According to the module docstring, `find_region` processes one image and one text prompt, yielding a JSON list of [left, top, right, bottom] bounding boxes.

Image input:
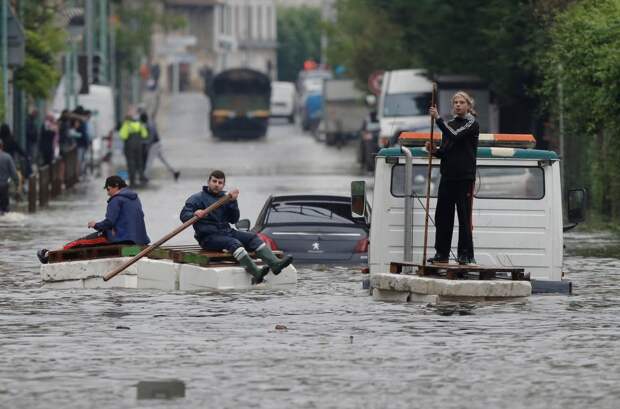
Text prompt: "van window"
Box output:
[[391, 165, 545, 200], [383, 92, 432, 117]]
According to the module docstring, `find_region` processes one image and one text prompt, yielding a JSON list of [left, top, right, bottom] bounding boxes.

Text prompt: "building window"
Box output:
[[246, 5, 253, 39], [219, 5, 225, 34], [266, 6, 272, 40], [235, 5, 240, 38], [257, 5, 263, 40]]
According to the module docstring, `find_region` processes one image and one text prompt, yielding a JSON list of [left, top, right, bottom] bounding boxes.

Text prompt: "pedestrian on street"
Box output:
[[0, 139, 19, 215], [26, 108, 39, 166], [426, 91, 480, 265], [39, 113, 58, 167], [140, 112, 180, 181], [179, 170, 293, 284], [0, 123, 30, 178], [37, 175, 150, 263], [119, 109, 149, 187], [73, 106, 91, 176]]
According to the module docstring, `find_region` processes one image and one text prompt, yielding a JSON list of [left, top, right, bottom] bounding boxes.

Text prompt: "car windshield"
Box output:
[[383, 92, 432, 117], [266, 201, 356, 224]]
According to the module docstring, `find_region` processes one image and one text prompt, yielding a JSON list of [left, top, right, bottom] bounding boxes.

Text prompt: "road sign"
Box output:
[[368, 70, 384, 95]]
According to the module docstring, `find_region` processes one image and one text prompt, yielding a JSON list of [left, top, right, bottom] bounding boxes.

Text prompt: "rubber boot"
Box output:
[[233, 248, 269, 284], [255, 244, 293, 276]]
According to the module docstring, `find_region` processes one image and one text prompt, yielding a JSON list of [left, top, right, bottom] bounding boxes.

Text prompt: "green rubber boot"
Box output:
[[256, 244, 293, 276], [234, 248, 269, 284]]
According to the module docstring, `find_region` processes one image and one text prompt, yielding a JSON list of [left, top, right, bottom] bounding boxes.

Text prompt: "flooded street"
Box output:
[[1, 93, 620, 409]]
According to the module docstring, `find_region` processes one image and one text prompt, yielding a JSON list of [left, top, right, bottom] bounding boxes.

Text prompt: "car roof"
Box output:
[[270, 194, 350, 203]]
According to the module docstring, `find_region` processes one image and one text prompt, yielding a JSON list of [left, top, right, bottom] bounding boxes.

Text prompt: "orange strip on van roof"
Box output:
[[399, 132, 442, 140], [494, 134, 535, 143]]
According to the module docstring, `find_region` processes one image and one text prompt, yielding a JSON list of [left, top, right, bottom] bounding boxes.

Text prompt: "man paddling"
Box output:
[[180, 170, 293, 284], [37, 175, 150, 263]]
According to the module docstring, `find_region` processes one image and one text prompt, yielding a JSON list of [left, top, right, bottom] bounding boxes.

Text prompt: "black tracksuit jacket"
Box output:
[[433, 113, 479, 180]]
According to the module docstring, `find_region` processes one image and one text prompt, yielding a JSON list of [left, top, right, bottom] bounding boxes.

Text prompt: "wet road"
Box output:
[[1, 92, 620, 408]]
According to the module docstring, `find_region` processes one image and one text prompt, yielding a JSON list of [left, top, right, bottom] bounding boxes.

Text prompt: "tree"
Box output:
[[276, 6, 321, 82], [537, 0, 620, 219], [13, 2, 64, 99]]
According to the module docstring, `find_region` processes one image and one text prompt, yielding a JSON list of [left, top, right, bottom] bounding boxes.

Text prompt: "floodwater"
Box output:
[[1, 93, 619, 409]]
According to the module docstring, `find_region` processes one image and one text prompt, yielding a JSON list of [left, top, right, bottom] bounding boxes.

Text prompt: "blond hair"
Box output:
[[452, 91, 477, 116]]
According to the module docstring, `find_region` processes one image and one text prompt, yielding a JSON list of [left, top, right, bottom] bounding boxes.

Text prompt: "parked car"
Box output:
[[270, 81, 296, 123], [237, 195, 369, 265]]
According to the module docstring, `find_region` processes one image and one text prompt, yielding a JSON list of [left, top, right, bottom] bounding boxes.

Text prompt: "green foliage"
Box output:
[[276, 6, 322, 81], [113, 0, 186, 72], [537, 0, 620, 218], [326, 0, 414, 89], [12, 2, 64, 99]]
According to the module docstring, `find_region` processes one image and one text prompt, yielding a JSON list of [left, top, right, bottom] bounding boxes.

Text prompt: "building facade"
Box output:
[[159, 0, 277, 92]]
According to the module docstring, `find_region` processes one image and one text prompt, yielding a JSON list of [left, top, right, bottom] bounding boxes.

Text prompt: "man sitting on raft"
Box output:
[[180, 170, 293, 284], [37, 175, 150, 263]]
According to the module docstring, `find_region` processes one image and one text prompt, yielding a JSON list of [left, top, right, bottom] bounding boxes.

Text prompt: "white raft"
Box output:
[[41, 257, 297, 290]]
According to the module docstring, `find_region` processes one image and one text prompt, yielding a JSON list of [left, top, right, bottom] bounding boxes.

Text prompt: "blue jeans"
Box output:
[[199, 230, 263, 253]]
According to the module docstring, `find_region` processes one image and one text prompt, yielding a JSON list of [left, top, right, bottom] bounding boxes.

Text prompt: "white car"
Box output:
[[270, 81, 296, 123]]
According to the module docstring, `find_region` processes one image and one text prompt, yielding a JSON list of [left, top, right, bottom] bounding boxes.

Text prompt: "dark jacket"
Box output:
[[94, 188, 150, 244], [180, 187, 239, 242], [434, 113, 479, 181]]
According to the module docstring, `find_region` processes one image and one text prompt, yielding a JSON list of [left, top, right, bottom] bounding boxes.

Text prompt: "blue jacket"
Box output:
[[94, 188, 150, 244], [180, 187, 239, 241]]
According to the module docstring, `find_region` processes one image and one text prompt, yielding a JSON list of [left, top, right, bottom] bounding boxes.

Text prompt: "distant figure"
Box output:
[[73, 106, 91, 176], [37, 175, 150, 264], [179, 170, 293, 284], [26, 109, 39, 165], [39, 113, 58, 167], [0, 139, 19, 214], [427, 91, 480, 265], [0, 123, 30, 178], [119, 109, 149, 187], [141, 112, 180, 181]]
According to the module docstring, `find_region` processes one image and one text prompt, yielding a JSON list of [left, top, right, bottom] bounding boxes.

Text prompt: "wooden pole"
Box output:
[[421, 82, 437, 273], [103, 193, 232, 281]]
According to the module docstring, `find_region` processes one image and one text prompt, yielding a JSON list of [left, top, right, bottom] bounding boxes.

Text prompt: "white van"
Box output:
[[377, 69, 433, 148], [270, 81, 296, 123], [351, 133, 586, 294], [52, 84, 116, 164]]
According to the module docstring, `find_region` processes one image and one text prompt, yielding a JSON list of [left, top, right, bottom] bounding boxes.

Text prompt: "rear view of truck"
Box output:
[[320, 79, 368, 146]]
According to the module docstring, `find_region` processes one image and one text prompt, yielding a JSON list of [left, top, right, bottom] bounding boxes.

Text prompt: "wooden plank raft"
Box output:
[[47, 244, 283, 268], [389, 261, 529, 281]]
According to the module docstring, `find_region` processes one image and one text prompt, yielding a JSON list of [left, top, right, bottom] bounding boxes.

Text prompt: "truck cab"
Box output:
[[377, 69, 433, 148], [352, 133, 585, 292]]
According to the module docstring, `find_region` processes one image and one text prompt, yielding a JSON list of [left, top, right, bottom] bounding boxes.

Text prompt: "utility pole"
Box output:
[[98, 0, 108, 83], [0, 0, 7, 122], [85, 0, 94, 85]]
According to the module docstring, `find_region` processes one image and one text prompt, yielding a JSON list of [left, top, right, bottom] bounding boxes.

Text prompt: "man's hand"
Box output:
[[429, 106, 439, 119], [87, 221, 97, 229], [194, 209, 207, 218], [229, 188, 239, 200]]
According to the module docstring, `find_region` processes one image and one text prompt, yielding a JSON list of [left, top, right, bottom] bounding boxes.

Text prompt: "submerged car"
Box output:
[[237, 195, 369, 264]]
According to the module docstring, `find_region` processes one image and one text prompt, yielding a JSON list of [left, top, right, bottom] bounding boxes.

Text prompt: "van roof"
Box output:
[[384, 69, 433, 93], [377, 146, 559, 160]]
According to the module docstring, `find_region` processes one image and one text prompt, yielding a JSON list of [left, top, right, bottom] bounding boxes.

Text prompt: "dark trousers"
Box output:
[[0, 184, 9, 213], [434, 179, 475, 258], [124, 136, 145, 186], [199, 230, 264, 254]]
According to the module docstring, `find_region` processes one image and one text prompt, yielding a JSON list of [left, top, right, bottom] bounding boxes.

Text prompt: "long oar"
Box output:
[[421, 82, 438, 273], [103, 193, 232, 281]]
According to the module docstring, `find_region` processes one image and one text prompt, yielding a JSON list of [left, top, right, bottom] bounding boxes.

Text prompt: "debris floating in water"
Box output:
[[275, 324, 288, 330], [116, 326, 131, 330], [137, 379, 186, 400]]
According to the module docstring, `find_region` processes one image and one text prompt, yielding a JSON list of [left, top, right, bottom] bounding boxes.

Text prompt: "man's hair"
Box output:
[[209, 170, 226, 181], [104, 175, 128, 189]]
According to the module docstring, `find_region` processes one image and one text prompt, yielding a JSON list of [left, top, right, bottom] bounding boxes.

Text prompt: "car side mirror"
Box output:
[[567, 188, 586, 223], [351, 181, 366, 218], [236, 219, 251, 231]]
